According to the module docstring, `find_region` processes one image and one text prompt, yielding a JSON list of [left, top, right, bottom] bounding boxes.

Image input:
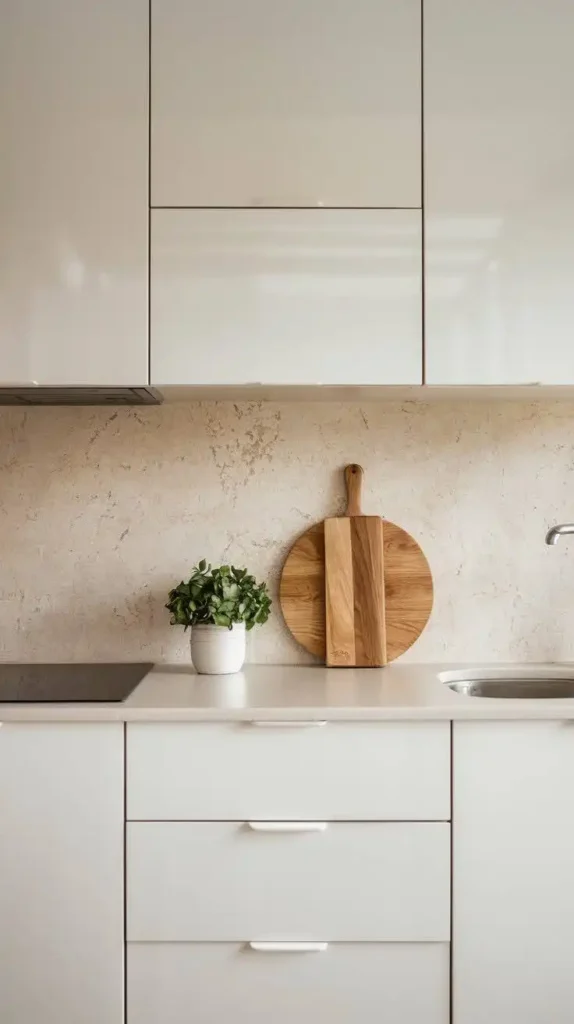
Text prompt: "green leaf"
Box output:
[[166, 562, 272, 631]]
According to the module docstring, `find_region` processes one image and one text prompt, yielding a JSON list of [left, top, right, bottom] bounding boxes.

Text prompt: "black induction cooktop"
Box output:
[[0, 663, 153, 703]]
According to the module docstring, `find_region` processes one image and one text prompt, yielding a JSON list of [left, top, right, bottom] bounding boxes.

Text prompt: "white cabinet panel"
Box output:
[[151, 210, 422, 385], [0, 0, 148, 385], [0, 724, 124, 1024], [453, 722, 574, 1024], [151, 0, 421, 208], [425, 0, 574, 384], [127, 722, 450, 821], [128, 942, 449, 1024], [128, 821, 450, 941]]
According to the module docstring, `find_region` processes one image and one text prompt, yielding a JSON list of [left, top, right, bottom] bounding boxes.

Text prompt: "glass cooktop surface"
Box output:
[[0, 663, 153, 703]]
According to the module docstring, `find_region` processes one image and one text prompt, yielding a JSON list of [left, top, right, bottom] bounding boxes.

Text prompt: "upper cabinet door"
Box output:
[[425, 0, 574, 384], [151, 209, 422, 386], [151, 0, 421, 208], [0, 0, 148, 386]]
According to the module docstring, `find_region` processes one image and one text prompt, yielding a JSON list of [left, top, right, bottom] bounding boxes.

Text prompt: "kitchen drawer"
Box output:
[[128, 941, 449, 1024], [126, 721, 450, 821], [127, 821, 450, 941]]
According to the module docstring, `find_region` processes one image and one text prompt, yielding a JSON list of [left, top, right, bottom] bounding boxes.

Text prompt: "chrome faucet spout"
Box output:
[[546, 524, 574, 545]]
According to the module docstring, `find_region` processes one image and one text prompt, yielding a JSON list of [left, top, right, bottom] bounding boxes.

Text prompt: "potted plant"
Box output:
[[166, 560, 272, 674]]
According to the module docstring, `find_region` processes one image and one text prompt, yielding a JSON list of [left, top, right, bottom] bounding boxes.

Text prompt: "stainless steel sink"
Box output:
[[447, 677, 574, 699]]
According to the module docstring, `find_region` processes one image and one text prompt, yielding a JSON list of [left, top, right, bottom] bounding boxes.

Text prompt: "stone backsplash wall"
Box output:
[[1, 399, 574, 664]]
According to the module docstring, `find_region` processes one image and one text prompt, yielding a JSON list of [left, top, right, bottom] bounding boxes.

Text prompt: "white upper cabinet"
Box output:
[[151, 209, 422, 385], [425, 0, 574, 384], [151, 0, 421, 208], [0, 0, 148, 386]]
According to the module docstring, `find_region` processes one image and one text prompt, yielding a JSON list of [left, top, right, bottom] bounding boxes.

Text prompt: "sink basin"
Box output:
[[447, 677, 574, 699]]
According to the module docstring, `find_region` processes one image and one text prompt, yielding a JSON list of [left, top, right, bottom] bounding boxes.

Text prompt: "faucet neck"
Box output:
[[546, 523, 574, 545]]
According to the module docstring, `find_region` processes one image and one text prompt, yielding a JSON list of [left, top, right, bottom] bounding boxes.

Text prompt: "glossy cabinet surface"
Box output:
[[454, 722, 574, 1023], [151, 0, 421, 208], [128, 821, 450, 942], [0, 724, 124, 1024], [128, 942, 450, 1024], [425, 0, 574, 384], [127, 719, 450, 1023], [151, 210, 422, 385], [0, 0, 148, 385], [127, 721, 450, 821]]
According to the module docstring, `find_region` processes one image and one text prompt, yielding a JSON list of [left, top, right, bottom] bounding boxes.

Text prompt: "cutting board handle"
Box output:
[[344, 464, 364, 517]]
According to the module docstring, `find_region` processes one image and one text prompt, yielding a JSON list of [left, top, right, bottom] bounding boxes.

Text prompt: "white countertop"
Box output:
[[3, 663, 574, 722]]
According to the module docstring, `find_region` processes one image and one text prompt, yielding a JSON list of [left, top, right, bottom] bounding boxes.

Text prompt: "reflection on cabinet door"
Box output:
[[128, 942, 449, 1024], [151, 210, 422, 386], [151, 0, 421, 208], [0, 0, 148, 385], [425, 0, 574, 384]]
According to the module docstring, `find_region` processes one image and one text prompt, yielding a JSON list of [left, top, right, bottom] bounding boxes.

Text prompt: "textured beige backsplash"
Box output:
[[1, 400, 574, 664]]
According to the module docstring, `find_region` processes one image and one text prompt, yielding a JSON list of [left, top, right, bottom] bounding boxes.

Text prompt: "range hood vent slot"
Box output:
[[0, 387, 163, 406]]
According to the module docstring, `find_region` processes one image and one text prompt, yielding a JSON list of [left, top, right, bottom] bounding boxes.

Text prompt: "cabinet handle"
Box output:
[[248, 720, 327, 728], [247, 821, 328, 833], [248, 942, 328, 953], [251, 197, 325, 207]]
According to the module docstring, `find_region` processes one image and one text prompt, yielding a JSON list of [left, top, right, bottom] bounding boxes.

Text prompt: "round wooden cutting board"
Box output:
[[280, 517, 433, 664]]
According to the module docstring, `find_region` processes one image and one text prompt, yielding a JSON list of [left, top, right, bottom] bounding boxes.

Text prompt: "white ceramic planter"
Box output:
[[190, 623, 246, 675]]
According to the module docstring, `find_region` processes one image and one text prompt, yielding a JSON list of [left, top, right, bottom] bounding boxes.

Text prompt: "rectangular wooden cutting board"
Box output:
[[324, 465, 387, 667]]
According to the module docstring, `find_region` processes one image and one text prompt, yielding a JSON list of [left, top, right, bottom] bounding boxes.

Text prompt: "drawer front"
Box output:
[[127, 822, 450, 941], [127, 722, 450, 821], [128, 942, 449, 1024]]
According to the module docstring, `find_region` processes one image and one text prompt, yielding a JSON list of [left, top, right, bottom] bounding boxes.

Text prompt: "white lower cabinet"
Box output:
[[126, 722, 450, 1024], [128, 942, 449, 1024], [0, 723, 124, 1024], [453, 721, 574, 1024]]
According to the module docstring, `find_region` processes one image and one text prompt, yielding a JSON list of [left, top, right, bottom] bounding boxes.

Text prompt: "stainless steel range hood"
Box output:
[[0, 386, 163, 406]]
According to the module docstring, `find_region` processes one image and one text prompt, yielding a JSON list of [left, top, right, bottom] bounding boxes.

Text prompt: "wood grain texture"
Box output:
[[344, 464, 364, 516], [324, 517, 356, 666], [325, 515, 387, 667], [351, 516, 386, 667], [325, 462, 387, 667], [280, 519, 433, 663]]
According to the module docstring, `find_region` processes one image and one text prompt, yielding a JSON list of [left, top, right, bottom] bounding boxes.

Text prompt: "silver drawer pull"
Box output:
[[249, 720, 327, 728], [248, 942, 328, 953], [247, 821, 328, 833]]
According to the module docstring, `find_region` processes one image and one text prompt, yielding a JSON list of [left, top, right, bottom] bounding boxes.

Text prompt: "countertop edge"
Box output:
[[3, 663, 574, 722]]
